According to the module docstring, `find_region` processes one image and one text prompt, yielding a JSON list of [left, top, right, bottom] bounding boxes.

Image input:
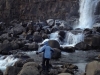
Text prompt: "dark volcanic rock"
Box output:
[[0, 0, 79, 21], [4, 66, 21, 75], [48, 40, 60, 48], [18, 62, 40, 75], [52, 48, 61, 59]]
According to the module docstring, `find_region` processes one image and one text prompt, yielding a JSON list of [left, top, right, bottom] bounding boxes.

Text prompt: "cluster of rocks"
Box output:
[[0, 57, 78, 75], [0, 18, 100, 75], [75, 24, 100, 50]]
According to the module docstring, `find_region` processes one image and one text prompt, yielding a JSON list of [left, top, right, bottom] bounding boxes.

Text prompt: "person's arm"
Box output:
[[36, 46, 45, 54], [50, 47, 54, 52]]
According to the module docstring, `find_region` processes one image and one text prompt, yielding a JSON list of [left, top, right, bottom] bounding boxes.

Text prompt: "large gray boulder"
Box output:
[[18, 62, 40, 75], [4, 66, 21, 75], [33, 32, 42, 43], [48, 40, 60, 48], [52, 48, 61, 59], [85, 61, 100, 75]]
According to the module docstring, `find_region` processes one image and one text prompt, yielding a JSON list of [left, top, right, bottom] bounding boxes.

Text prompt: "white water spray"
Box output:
[[75, 0, 100, 29], [0, 55, 18, 72], [63, 32, 84, 47]]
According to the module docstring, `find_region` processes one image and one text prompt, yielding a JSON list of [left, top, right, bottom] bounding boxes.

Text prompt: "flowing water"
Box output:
[[75, 0, 100, 29]]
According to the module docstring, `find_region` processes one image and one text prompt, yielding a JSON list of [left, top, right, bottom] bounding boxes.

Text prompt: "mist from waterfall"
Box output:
[[75, 0, 100, 29]]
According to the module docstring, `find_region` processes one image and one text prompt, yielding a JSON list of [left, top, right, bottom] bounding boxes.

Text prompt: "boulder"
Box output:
[[0, 70, 3, 75], [58, 31, 66, 41], [10, 23, 25, 35], [27, 42, 38, 50], [46, 19, 54, 26], [85, 61, 100, 75], [42, 33, 48, 39], [83, 28, 92, 35], [0, 33, 9, 41], [0, 42, 12, 55], [4, 66, 21, 75], [14, 58, 34, 67], [18, 62, 40, 75], [48, 40, 60, 48], [52, 48, 61, 59], [94, 70, 100, 75], [14, 53, 30, 59], [93, 23, 100, 33], [33, 32, 42, 43], [51, 26, 59, 32], [75, 42, 90, 50], [11, 40, 19, 50], [60, 63, 78, 74], [63, 46, 75, 53], [58, 73, 72, 75], [84, 34, 100, 49]]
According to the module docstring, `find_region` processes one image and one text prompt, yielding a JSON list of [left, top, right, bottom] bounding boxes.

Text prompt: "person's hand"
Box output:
[[36, 52, 38, 54]]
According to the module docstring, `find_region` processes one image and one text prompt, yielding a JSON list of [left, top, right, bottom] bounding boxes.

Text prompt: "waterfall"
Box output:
[[63, 32, 84, 47], [75, 0, 100, 29], [66, 0, 100, 46]]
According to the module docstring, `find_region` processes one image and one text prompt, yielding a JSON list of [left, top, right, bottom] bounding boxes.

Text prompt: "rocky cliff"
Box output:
[[0, 0, 79, 22]]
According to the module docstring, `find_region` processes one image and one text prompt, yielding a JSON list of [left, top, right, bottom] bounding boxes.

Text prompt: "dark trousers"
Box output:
[[42, 57, 50, 71]]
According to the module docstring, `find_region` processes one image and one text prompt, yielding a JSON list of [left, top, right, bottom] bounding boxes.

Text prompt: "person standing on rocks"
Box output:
[[36, 41, 54, 72]]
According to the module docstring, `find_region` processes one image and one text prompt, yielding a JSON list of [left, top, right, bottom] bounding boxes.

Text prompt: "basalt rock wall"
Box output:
[[0, 0, 79, 22]]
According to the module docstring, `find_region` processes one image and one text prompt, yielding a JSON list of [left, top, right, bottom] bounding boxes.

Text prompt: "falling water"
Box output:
[[63, 32, 84, 47], [0, 55, 18, 72], [75, 0, 100, 29], [65, 0, 100, 46]]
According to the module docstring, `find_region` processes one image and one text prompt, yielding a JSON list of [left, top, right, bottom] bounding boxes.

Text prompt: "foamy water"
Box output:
[[0, 55, 18, 72]]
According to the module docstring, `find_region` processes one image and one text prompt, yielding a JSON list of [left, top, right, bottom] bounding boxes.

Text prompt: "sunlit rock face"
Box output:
[[0, 0, 79, 21]]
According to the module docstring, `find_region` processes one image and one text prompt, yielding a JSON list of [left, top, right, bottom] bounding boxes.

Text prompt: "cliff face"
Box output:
[[0, 0, 79, 21]]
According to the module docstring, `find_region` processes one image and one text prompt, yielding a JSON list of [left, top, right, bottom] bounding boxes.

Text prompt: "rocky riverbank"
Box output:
[[0, 19, 99, 75]]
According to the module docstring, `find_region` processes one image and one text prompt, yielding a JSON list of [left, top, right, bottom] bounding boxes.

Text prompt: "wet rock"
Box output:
[[18, 62, 40, 75], [48, 40, 60, 48], [0, 33, 9, 41], [49, 69, 59, 75], [75, 42, 90, 50], [14, 53, 30, 59], [93, 23, 100, 33], [85, 61, 100, 75], [94, 70, 100, 75], [62, 63, 78, 69], [46, 19, 54, 26], [83, 28, 92, 35], [63, 46, 75, 53], [58, 30, 66, 41], [0, 42, 12, 55], [84, 34, 100, 49], [33, 32, 43, 43], [4, 66, 21, 75], [14, 58, 34, 67], [26, 42, 38, 50], [10, 23, 25, 35], [42, 33, 48, 39], [52, 48, 61, 59], [60, 63, 78, 74], [11, 40, 19, 50], [58, 73, 72, 75]]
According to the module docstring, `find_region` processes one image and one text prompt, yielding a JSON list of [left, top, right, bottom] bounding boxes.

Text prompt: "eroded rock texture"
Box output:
[[0, 0, 79, 21]]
